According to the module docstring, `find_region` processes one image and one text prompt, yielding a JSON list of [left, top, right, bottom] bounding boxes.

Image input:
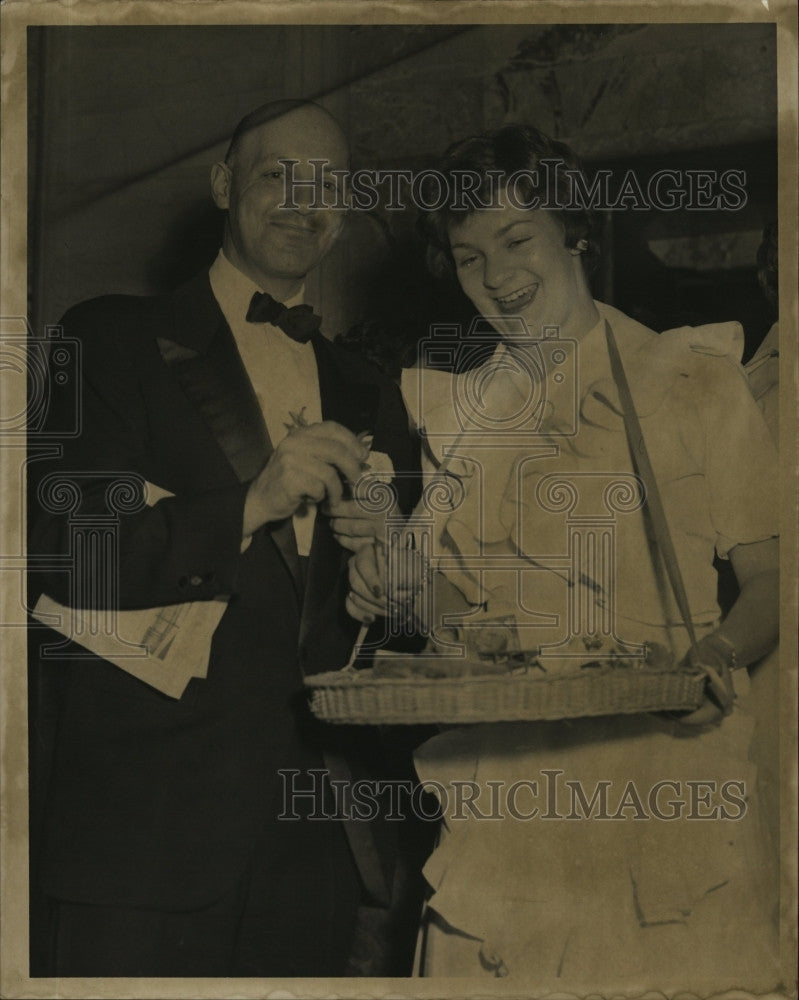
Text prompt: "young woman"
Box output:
[[346, 125, 780, 992]]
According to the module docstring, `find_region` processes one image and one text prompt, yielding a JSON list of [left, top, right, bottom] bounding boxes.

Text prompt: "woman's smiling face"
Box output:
[[448, 198, 598, 341]]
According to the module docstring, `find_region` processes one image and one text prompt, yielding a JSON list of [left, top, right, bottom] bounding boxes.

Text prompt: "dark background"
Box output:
[[28, 24, 777, 366]]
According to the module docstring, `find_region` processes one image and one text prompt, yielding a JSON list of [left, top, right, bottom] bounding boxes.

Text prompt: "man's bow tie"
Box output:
[[246, 291, 321, 343]]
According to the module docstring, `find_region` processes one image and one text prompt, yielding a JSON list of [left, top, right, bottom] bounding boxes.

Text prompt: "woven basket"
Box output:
[[305, 657, 706, 725]]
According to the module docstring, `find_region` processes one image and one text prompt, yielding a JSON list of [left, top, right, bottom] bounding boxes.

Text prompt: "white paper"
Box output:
[[31, 482, 228, 698]]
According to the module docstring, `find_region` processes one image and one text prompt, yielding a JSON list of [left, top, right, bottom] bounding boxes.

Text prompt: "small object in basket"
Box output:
[[371, 655, 514, 680], [642, 640, 673, 671], [539, 635, 674, 675], [462, 614, 521, 660]]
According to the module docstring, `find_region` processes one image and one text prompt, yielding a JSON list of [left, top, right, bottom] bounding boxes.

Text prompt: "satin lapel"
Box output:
[[159, 273, 271, 483], [299, 336, 381, 654], [159, 272, 303, 599]]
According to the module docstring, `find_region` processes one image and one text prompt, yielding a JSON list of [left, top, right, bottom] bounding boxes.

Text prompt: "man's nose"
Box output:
[[290, 174, 327, 213], [291, 190, 315, 214]]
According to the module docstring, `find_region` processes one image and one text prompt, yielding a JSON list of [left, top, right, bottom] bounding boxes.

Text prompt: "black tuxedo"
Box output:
[[27, 270, 422, 975]]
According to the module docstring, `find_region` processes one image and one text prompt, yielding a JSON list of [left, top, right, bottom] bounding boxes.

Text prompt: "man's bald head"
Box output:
[[224, 100, 348, 168]]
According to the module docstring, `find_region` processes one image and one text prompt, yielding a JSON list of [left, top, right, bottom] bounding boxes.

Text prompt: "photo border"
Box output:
[[1, 2, 796, 998]]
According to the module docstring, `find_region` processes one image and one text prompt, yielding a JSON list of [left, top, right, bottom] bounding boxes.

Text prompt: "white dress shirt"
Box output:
[[208, 250, 321, 556]]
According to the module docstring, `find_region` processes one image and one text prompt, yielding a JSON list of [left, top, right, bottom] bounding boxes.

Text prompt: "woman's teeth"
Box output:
[[495, 284, 537, 309]]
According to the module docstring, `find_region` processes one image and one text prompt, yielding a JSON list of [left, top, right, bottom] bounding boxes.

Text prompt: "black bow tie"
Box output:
[[246, 291, 321, 343]]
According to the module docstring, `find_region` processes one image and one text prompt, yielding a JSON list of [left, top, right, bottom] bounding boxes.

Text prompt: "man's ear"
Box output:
[[210, 162, 231, 209]]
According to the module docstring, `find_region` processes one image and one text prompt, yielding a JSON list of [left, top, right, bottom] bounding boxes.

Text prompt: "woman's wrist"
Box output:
[[704, 631, 739, 671]]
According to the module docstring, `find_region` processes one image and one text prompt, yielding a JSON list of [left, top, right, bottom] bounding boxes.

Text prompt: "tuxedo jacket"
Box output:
[[28, 270, 421, 911]]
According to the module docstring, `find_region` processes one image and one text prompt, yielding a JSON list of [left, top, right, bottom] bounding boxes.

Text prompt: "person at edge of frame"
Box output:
[[26, 99, 429, 978]]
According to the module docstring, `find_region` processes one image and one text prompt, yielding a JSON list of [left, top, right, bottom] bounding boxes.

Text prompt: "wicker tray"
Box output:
[[305, 653, 706, 725]]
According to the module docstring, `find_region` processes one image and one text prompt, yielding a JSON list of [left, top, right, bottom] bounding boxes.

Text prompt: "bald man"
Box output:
[[28, 102, 421, 977]]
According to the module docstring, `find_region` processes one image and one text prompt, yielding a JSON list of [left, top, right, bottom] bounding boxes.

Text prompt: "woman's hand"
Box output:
[[345, 536, 425, 624], [346, 542, 388, 623], [672, 537, 777, 729], [675, 632, 737, 728], [323, 497, 387, 553]]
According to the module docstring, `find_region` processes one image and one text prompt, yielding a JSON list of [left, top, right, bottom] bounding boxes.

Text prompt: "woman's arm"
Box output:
[[718, 536, 779, 666], [679, 536, 778, 727]]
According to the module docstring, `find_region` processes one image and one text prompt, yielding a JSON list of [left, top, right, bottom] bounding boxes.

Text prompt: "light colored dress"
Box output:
[[401, 303, 780, 993]]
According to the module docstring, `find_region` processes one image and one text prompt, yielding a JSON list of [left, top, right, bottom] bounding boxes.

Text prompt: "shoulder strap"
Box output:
[[603, 320, 699, 655]]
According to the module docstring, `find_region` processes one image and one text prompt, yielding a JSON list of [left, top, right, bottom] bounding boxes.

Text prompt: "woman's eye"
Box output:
[[263, 170, 283, 180], [508, 237, 531, 250], [456, 255, 478, 269]]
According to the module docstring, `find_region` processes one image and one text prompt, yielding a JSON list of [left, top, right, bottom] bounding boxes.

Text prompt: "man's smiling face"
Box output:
[[448, 196, 596, 341], [212, 104, 348, 299]]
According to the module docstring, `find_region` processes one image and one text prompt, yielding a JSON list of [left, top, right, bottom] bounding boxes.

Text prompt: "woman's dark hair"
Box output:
[[417, 124, 599, 278]]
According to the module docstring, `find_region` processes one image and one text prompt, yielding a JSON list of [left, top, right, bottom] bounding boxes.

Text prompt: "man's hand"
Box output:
[[243, 421, 368, 537]]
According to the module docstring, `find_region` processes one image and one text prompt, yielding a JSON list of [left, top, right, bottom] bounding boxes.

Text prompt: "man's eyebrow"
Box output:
[[251, 157, 346, 173], [249, 158, 282, 170], [251, 157, 304, 168], [451, 219, 535, 250]]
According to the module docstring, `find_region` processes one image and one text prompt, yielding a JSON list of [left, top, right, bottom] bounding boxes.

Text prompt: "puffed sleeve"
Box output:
[[400, 365, 461, 473], [698, 354, 779, 558]]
